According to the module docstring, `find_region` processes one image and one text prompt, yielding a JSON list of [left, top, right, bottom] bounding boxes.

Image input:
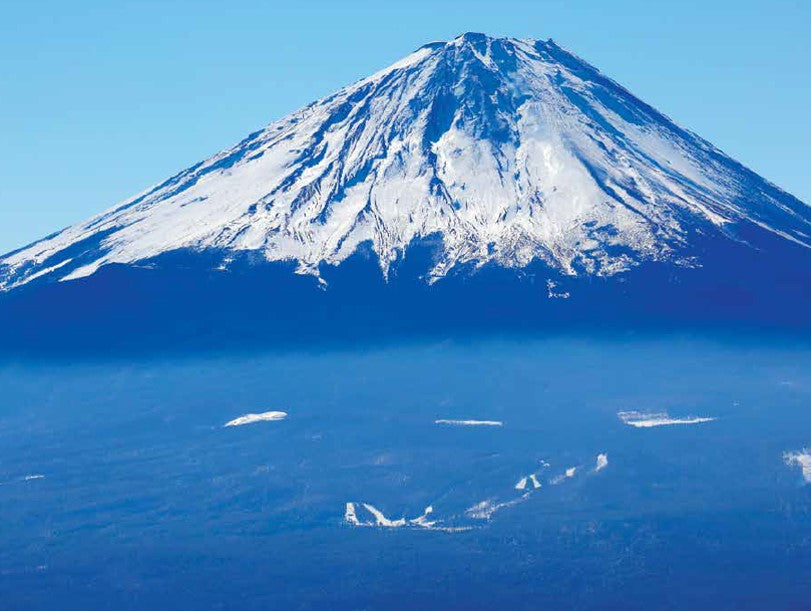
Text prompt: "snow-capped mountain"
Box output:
[[2, 32, 809, 293]]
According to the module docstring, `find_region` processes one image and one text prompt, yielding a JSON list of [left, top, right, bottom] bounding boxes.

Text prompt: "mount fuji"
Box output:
[[2, 33, 810, 353]]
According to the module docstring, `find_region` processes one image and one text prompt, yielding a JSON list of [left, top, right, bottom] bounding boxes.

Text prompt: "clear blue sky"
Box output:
[[1, 0, 808, 254]]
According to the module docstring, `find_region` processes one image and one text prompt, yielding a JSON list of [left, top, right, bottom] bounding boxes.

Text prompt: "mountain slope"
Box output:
[[2, 32, 809, 293]]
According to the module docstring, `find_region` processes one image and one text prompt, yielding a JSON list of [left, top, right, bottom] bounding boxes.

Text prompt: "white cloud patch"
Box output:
[[594, 453, 608, 472]]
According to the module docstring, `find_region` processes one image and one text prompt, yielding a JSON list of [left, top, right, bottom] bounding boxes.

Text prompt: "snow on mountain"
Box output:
[[2, 32, 810, 292]]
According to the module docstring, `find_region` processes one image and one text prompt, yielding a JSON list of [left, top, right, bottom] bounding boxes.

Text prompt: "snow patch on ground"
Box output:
[[784, 449, 811, 483], [362, 503, 407, 528], [618, 411, 715, 428], [224, 411, 288, 427], [344, 502, 361, 525], [435, 419, 503, 427], [345, 502, 471, 532], [465, 495, 529, 520], [515, 474, 542, 490], [550, 466, 578, 485], [348, 450, 607, 530]]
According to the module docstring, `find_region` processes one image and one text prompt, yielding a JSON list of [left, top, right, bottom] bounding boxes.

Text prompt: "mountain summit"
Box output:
[[2, 33, 809, 293]]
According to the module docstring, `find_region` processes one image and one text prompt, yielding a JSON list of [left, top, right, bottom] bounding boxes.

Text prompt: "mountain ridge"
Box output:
[[2, 32, 809, 293]]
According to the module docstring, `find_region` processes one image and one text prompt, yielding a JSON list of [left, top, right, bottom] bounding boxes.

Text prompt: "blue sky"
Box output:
[[1, 0, 808, 253]]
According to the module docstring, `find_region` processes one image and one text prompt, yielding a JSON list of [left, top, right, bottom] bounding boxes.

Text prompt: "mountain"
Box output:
[[2, 33, 810, 354]]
